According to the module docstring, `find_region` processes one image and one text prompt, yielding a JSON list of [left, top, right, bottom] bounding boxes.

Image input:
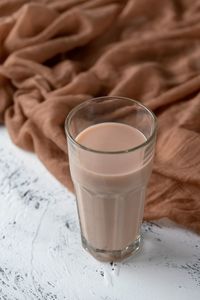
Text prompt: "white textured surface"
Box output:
[[0, 126, 200, 300]]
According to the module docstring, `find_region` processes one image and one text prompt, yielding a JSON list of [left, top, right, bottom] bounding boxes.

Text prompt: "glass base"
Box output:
[[81, 235, 141, 262]]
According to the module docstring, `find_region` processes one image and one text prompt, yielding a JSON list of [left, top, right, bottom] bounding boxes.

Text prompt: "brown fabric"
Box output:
[[0, 0, 200, 233]]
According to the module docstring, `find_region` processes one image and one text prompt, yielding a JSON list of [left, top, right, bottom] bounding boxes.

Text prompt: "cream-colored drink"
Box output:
[[69, 122, 153, 252]]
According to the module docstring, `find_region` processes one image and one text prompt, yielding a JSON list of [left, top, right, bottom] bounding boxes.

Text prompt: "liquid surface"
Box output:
[[76, 122, 146, 152], [75, 123, 146, 174]]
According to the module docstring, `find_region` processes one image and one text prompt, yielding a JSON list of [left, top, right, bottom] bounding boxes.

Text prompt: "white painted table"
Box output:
[[0, 126, 200, 300]]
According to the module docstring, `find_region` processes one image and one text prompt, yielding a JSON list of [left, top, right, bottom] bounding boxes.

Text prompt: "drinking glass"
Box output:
[[65, 96, 157, 261]]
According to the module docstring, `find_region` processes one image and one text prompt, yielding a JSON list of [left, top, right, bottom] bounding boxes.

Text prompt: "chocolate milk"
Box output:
[[69, 122, 153, 252]]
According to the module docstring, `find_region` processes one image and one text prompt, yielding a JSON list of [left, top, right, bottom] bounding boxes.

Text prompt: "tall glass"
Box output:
[[65, 96, 157, 261]]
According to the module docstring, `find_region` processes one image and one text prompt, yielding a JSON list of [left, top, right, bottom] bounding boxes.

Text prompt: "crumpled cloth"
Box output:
[[0, 0, 200, 233]]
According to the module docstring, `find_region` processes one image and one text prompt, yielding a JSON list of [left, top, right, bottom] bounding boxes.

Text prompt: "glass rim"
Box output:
[[65, 96, 157, 155]]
